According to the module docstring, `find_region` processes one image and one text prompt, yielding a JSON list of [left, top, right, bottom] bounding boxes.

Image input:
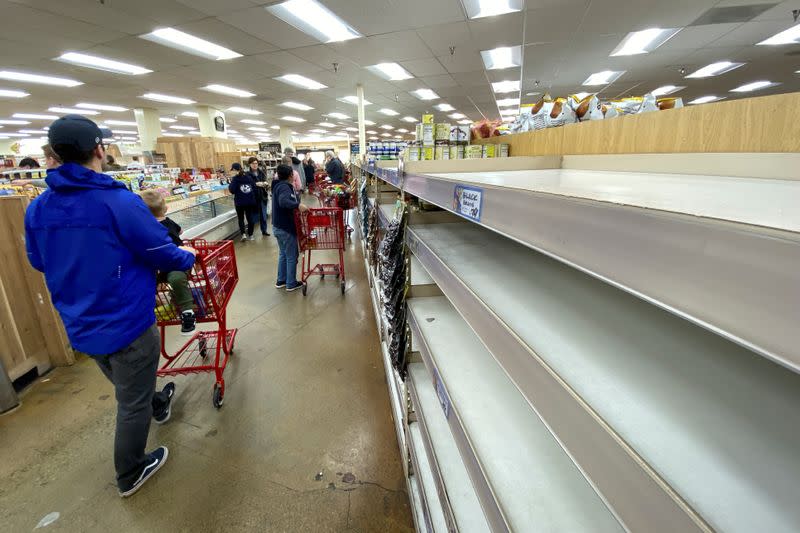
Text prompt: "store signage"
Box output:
[[259, 142, 282, 154], [214, 115, 225, 132], [433, 369, 451, 419], [453, 184, 483, 222]]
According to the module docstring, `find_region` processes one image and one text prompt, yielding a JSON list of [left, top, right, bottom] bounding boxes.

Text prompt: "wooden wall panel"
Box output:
[[156, 137, 238, 169], [478, 92, 800, 156], [0, 196, 73, 381]]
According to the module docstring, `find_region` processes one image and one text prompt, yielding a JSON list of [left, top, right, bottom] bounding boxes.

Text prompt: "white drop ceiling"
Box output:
[[0, 0, 798, 142]]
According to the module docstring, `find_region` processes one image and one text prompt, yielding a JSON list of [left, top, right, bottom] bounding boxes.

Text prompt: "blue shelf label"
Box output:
[[433, 369, 451, 420], [453, 184, 483, 222]]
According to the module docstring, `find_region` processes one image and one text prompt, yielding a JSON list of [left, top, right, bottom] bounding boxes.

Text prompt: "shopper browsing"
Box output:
[[228, 162, 258, 241], [272, 164, 308, 291], [245, 156, 270, 236], [24, 114, 196, 498], [281, 155, 303, 192], [303, 157, 316, 190], [284, 148, 306, 191], [325, 150, 345, 184], [140, 190, 197, 336]]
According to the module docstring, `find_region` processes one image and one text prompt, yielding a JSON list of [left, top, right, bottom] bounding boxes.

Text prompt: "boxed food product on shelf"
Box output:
[[465, 145, 483, 159], [449, 144, 465, 159], [434, 141, 450, 160], [422, 146, 434, 160], [449, 125, 471, 144], [422, 114, 434, 124], [421, 124, 434, 145], [434, 123, 450, 142]]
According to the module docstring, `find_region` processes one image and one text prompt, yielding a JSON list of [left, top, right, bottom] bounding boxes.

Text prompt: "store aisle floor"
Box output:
[[0, 232, 413, 532]]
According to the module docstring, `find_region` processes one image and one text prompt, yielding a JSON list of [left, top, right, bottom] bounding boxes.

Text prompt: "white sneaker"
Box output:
[[240, 234, 247, 242], [247, 235, 255, 241]]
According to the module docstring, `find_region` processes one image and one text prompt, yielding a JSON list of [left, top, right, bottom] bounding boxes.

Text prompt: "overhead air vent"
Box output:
[[690, 4, 778, 25]]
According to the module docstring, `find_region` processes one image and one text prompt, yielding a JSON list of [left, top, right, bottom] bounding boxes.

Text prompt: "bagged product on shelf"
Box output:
[[657, 97, 684, 110], [470, 119, 502, 139], [571, 93, 605, 122]]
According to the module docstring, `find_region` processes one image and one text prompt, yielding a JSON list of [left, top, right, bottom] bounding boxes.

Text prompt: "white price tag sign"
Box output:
[[453, 184, 483, 222]]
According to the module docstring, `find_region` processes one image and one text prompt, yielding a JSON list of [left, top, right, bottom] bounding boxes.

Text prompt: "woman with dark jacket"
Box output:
[[245, 156, 270, 236], [228, 162, 258, 241]]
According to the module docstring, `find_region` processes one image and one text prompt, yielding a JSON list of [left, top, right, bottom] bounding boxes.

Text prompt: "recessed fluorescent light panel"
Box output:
[[492, 80, 521, 93], [281, 116, 306, 122], [685, 61, 744, 78], [381, 132, 391, 137], [327, 112, 350, 120], [434, 103, 455, 112], [610, 28, 681, 56], [77, 103, 128, 112], [270, 125, 280, 130], [56, 52, 152, 75], [103, 120, 137, 126], [583, 70, 625, 86], [241, 119, 266, 125], [338, 95, 371, 105], [169, 125, 195, 130], [364, 120, 376, 125], [464, 0, 523, 19], [380, 124, 393, 130], [379, 108, 399, 116], [281, 101, 314, 111], [397, 128, 409, 133], [111, 129, 137, 135], [141, 28, 242, 60], [266, 0, 362, 43], [227, 107, 262, 116], [688, 95, 723, 105], [141, 93, 195, 105], [159, 117, 176, 123], [367, 130, 377, 134], [247, 127, 269, 132], [275, 74, 327, 90], [401, 116, 419, 122], [345, 127, 358, 132], [367, 62, 413, 80], [757, 23, 800, 45], [202, 84, 255, 98], [731, 80, 776, 92], [0, 70, 82, 87], [181, 111, 199, 118], [0, 88, 29, 98], [318, 122, 335, 128], [651, 85, 685, 96], [411, 88, 439, 100], [0, 119, 30, 125], [14, 113, 58, 120], [449, 113, 466, 119], [458, 119, 472, 125], [480, 45, 522, 70]]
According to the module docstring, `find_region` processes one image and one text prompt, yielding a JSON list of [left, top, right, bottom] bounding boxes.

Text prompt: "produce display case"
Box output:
[[354, 140, 800, 532]]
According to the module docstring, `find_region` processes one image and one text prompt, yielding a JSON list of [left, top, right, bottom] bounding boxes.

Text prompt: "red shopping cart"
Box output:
[[155, 239, 238, 409], [295, 208, 346, 296], [319, 186, 357, 239]]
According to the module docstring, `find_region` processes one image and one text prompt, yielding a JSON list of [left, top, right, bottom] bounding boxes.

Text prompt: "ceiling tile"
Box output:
[[708, 19, 798, 47], [219, 6, 320, 49], [524, 7, 581, 45], [437, 50, 485, 74], [324, 0, 465, 35], [421, 74, 459, 89], [416, 21, 472, 56], [401, 58, 448, 77], [175, 0, 261, 16], [175, 19, 278, 56], [329, 31, 433, 65]]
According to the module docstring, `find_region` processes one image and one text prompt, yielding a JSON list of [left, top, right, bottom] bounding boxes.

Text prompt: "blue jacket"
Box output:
[[25, 163, 195, 356], [228, 173, 257, 206], [271, 179, 300, 234]]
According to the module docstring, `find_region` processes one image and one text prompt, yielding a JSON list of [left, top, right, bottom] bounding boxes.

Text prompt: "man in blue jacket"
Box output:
[[25, 115, 196, 497], [272, 164, 308, 291]]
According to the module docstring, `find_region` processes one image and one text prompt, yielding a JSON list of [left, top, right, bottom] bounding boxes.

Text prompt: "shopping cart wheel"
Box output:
[[302, 282, 308, 296], [213, 383, 224, 409], [340, 281, 346, 294]]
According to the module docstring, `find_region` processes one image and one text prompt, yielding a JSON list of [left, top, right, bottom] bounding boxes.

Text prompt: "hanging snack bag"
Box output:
[[657, 97, 684, 110]]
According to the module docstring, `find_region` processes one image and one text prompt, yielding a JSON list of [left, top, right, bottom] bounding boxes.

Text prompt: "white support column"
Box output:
[[196, 105, 227, 139], [133, 107, 162, 152], [357, 84, 367, 158]]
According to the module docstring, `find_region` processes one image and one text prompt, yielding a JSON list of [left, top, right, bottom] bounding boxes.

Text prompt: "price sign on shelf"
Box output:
[[453, 184, 483, 222]]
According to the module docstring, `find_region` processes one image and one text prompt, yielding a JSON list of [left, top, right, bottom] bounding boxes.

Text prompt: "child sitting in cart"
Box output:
[[141, 190, 196, 335]]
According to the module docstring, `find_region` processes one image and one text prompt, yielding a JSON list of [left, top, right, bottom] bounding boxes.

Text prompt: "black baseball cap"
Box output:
[[48, 114, 113, 151], [230, 162, 242, 171]]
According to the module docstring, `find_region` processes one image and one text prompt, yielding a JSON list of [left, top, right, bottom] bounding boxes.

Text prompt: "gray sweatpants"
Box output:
[[94, 325, 169, 489]]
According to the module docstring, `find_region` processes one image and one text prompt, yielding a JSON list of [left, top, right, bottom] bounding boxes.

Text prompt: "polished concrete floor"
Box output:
[[0, 230, 413, 532]]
